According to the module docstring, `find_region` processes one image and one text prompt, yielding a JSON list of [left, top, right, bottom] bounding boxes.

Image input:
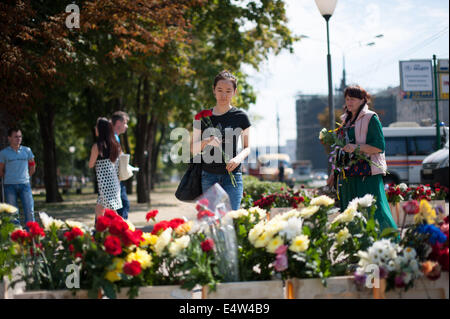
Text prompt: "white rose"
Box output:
[[310, 195, 335, 207], [154, 228, 173, 256]]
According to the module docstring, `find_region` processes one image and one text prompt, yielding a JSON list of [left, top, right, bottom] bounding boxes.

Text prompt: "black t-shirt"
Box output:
[[200, 107, 251, 174]]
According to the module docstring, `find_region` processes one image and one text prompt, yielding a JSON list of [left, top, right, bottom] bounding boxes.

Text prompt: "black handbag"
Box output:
[[175, 155, 203, 201]]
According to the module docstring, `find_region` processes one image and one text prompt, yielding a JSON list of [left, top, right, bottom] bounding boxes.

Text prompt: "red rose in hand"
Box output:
[[96, 216, 111, 232], [123, 260, 142, 276], [11, 229, 29, 243], [169, 218, 185, 229], [26, 221, 45, 238], [201, 238, 215, 252], [146, 210, 158, 222], [151, 220, 170, 235], [109, 218, 129, 236], [104, 235, 122, 256], [194, 110, 213, 120]]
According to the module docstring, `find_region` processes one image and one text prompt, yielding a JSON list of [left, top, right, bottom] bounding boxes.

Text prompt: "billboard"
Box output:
[[399, 60, 433, 92]]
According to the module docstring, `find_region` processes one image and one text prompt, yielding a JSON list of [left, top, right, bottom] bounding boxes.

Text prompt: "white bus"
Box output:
[[382, 126, 449, 184]]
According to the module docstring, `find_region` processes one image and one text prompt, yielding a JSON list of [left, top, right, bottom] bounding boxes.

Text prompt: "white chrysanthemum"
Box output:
[[332, 206, 357, 224], [168, 235, 190, 257], [0, 203, 18, 214], [357, 194, 375, 208], [39, 212, 65, 230], [298, 205, 320, 219], [279, 209, 300, 221], [386, 260, 396, 271], [310, 195, 335, 207], [403, 247, 417, 260], [66, 220, 86, 230], [248, 207, 267, 220], [357, 251, 371, 268], [336, 227, 351, 246], [289, 234, 310, 253], [264, 219, 288, 237], [227, 209, 249, 219], [154, 228, 173, 256], [398, 183, 408, 192], [409, 259, 420, 275], [253, 232, 273, 248], [248, 222, 265, 244], [279, 217, 303, 241]]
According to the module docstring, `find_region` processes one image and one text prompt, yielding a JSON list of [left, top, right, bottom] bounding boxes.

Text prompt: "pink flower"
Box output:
[[402, 200, 420, 215], [274, 245, 288, 272]]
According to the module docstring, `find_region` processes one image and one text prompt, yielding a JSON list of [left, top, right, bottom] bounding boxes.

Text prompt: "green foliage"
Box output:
[[243, 176, 289, 203], [0, 211, 18, 280]]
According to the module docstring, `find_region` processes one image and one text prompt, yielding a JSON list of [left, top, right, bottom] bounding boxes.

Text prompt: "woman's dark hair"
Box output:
[[96, 117, 120, 162], [213, 70, 237, 90], [343, 85, 372, 126]]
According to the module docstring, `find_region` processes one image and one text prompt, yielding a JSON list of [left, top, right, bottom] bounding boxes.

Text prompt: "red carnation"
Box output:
[[121, 229, 143, 247], [438, 248, 449, 271], [64, 227, 84, 242], [146, 210, 159, 222], [104, 209, 119, 220], [26, 221, 45, 238], [169, 218, 185, 229], [151, 220, 170, 235], [104, 235, 122, 255], [197, 210, 215, 220], [11, 229, 29, 243], [96, 216, 111, 232], [201, 238, 215, 252], [123, 260, 142, 276], [109, 218, 129, 236]]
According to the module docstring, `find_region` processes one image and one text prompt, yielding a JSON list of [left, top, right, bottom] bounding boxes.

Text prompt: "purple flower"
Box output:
[[394, 274, 406, 288], [354, 272, 366, 287], [379, 266, 388, 279]]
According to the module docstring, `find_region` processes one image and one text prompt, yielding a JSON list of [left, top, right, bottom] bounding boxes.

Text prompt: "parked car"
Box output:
[[421, 139, 449, 187]]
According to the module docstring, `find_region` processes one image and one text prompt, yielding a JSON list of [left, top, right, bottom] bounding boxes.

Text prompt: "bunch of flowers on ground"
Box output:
[[386, 183, 449, 203], [0, 203, 20, 281], [251, 190, 307, 211], [327, 194, 380, 269]]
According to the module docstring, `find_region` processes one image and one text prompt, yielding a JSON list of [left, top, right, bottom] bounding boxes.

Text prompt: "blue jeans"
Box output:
[[201, 170, 243, 210], [116, 181, 129, 220], [4, 183, 35, 228]]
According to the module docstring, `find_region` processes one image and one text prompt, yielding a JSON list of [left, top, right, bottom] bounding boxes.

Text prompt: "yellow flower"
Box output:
[[266, 236, 284, 253], [414, 200, 437, 225], [0, 203, 18, 214], [254, 231, 273, 248], [298, 205, 320, 219], [112, 258, 125, 271], [126, 248, 152, 269], [310, 195, 335, 207], [289, 235, 310, 253], [175, 221, 193, 236], [336, 227, 351, 246], [265, 220, 287, 237], [227, 209, 249, 219], [105, 270, 121, 282], [141, 232, 158, 247]]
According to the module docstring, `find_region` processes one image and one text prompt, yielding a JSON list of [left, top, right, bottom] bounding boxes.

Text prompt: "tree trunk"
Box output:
[[135, 77, 149, 203], [37, 105, 63, 203], [151, 123, 166, 190], [146, 114, 157, 197]]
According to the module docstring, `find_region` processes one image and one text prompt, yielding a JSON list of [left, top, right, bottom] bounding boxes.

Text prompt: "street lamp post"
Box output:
[[315, 0, 338, 132], [69, 146, 76, 191]]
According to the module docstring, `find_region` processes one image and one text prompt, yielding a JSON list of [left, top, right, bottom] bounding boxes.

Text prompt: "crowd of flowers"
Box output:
[[1, 182, 448, 298], [386, 183, 449, 204]]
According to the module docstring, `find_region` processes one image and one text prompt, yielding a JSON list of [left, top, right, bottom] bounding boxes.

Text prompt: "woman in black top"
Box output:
[[192, 71, 251, 210]]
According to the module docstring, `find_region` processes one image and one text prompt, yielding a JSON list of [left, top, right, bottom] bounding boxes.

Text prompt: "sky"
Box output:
[[244, 0, 449, 147]]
